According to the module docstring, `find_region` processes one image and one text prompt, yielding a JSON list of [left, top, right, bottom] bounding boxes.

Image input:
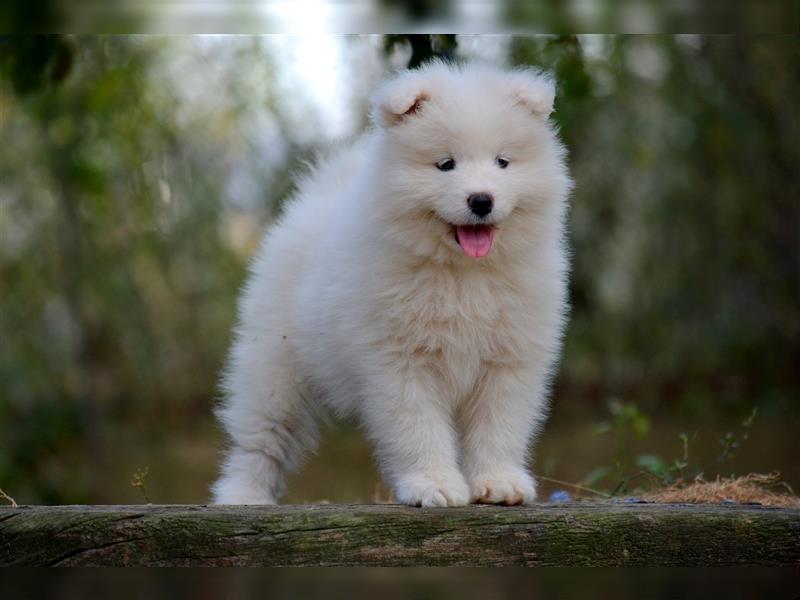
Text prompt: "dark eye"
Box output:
[[495, 156, 509, 169], [436, 158, 456, 172]]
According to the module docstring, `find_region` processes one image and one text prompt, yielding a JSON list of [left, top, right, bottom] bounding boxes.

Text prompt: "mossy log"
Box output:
[[1, 502, 798, 566]]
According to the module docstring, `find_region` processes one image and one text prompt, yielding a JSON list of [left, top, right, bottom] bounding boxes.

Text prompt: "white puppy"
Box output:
[[213, 61, 571, 507]]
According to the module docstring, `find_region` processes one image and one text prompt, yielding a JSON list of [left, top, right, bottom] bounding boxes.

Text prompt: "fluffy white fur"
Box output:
[[212, 61, 571, 507]]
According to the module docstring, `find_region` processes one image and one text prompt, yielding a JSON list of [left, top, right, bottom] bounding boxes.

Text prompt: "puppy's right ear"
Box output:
[[371, 72, 429, 128]]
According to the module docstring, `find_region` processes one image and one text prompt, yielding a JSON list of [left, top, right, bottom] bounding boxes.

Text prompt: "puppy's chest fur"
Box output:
[[374, 261, 535, 377]]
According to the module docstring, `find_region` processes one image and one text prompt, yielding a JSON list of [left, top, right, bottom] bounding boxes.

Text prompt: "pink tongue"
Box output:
[[456, 225, 494, 258]]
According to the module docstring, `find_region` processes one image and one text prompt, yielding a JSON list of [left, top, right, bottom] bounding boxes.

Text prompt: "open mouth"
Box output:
[[453, 224, 494, 259]]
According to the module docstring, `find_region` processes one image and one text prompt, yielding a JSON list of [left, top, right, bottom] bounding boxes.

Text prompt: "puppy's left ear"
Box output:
[[371, 72, 429, 128], [511, 71, 556, 117]]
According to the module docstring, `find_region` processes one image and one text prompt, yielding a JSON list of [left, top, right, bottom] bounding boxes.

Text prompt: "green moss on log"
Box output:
[[1, 503, 798, 566]]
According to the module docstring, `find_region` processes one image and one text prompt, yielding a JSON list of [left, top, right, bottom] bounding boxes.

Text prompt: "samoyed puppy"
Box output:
[[213, 61, 571, 507]]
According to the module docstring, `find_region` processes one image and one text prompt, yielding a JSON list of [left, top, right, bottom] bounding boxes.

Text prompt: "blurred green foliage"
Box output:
[[583, 401, 762, 496], [0, 35, 797, 503], [509, 35, 799, 419], [384, 34, 457, 68]]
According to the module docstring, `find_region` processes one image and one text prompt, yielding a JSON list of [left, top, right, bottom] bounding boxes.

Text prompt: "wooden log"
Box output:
[[1, 502, 798, 566]]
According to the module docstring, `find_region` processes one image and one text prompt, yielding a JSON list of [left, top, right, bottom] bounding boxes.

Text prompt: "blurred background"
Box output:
[[0, 34, 797, 505]]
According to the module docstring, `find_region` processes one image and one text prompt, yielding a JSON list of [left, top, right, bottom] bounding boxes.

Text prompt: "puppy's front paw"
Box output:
[[468, 469, 537, 506], [394, 472, 470, 507]]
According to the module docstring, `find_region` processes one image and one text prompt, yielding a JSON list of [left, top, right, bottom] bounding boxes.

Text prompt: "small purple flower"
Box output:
[[548, 490, 572, 503]]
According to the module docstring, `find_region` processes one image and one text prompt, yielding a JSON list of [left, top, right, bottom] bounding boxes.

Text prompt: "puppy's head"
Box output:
[[371, 61, 570, 261]]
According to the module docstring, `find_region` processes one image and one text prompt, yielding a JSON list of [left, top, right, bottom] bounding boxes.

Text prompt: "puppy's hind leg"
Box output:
[[212, 333, 319, 505]]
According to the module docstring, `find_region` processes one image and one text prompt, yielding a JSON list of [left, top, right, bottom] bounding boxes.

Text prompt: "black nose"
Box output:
[[467, 193, 494, 217]]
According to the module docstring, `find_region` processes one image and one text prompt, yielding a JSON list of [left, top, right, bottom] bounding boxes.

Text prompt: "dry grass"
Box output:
[[642, 473, 800, 508], [0, 487, 17, 507]]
